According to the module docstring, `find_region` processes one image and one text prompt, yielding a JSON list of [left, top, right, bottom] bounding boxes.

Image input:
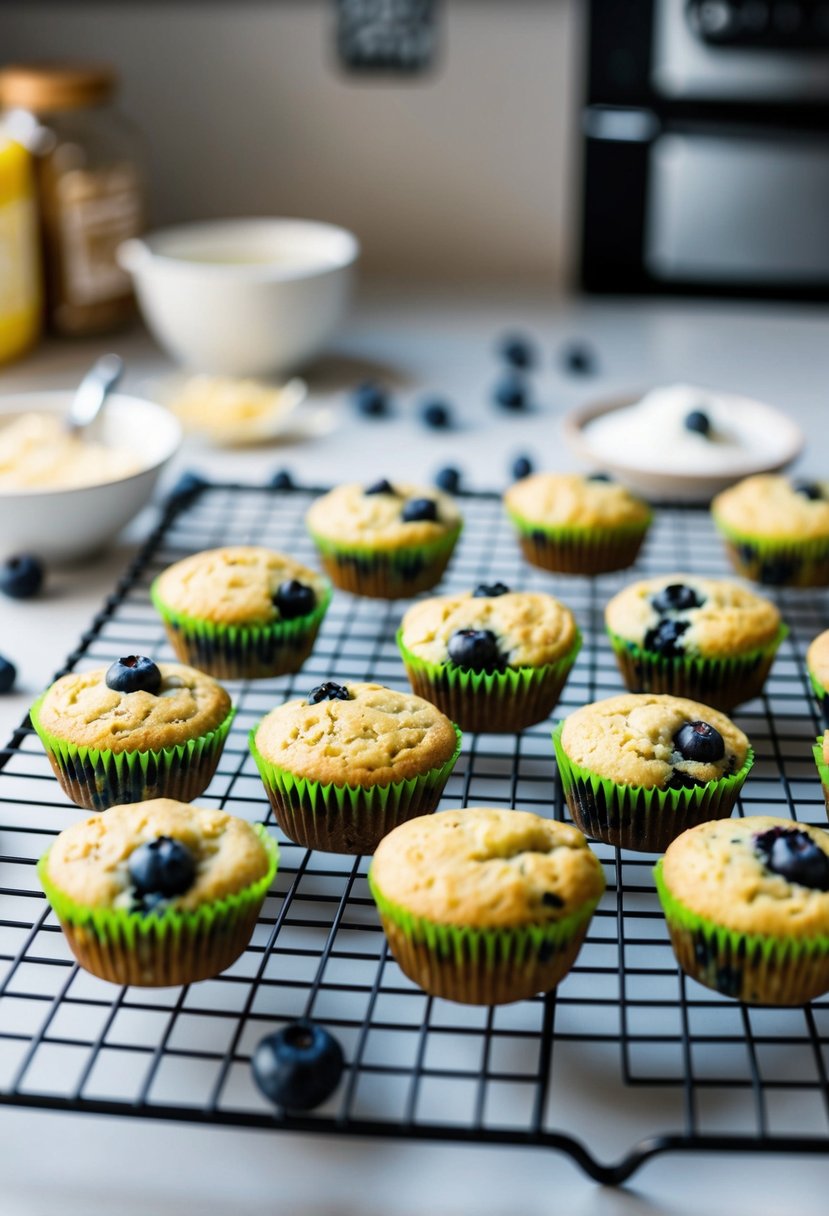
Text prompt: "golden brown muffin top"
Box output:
[[306, 481, 461, 551], [712, 475, 829, 541], [504, 473, 651, 530]]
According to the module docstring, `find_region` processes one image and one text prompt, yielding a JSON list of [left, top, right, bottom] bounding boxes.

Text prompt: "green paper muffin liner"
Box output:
[[249, 722, 463, 854], [812, 737, 829, 816], [712, 514, 829, 588], [30, 694, 235, 813], [810, 673, 829, 730], [397, 628, 582, 733], [505, 507, 651, 575], [308, 524, 462, 598], [654, 859, 829, 1005], [38, 825, 278, 987], [368, 871, 602, 1005], [150, 580, 332, 679], [552, 721, 754, 853], [607, 623, 788, 711]]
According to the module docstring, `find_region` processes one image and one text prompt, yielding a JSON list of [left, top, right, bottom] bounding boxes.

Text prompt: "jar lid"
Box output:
[[0, 62, 117, 111]]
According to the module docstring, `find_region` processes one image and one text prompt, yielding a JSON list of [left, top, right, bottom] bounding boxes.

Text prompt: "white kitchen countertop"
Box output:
[[2, 283, 829, 1214]]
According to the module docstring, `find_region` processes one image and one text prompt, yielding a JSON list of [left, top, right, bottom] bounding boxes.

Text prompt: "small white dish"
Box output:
[[0, 391, 181, 562], [118, 218, 360, 378]]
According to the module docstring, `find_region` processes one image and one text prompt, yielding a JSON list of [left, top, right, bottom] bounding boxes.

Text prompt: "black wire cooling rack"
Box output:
[[1, 480, 829, 1185]]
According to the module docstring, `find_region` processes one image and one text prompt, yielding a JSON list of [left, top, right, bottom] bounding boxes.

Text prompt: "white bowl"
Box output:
[[118, 218, 360, 377], [0, 391, 181, 562]]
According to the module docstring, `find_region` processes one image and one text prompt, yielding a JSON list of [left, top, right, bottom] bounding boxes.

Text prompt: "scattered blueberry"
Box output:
[[560, 341, 597, 376], [401, 498, 438, 523], [795, 481, 824, 502], [169, 470, 207, 502], [511, 455, 533, 480], [754, 827, 829, 891], [673, 720, 725, 763], [270, 469, 294, 490], [128, 836, 196, 900], [643, 619, 689, 658], [651, 583, 704, 614], [493, 375, 529, 412], [447, 628, 502, 671], [105, 656, 162, 696], [274, 580, 316, 620], [684, 410, 711, 437], [587, 472, 613, 482], [434, 466, 461, 494], [0, 554, 44, 600], [0, 656, 15, 693], [541, 891, 564, 909], [498, 335, 536, 370], [352, 381, 389, 418], [307, 681, 350, 704], [252, 1020, 345, 1111], [473, 582, 510, 597], [420, 399, 452, 429], [365, 478, 396, 496]]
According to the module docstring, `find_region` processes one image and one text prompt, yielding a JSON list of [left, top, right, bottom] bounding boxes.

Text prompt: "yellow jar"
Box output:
[[0, 133, 41, 364]]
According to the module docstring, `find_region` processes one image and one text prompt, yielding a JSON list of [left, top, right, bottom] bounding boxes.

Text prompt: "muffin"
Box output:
[[552, 693, 753, 852], [30, 657, 234, 812], [151, 546, 332, 680], [654, 817, 829, 1005], [605, 574, 786, 710], [250, 681, 462, 854], [305, 479, 462, 598], [503, 473, 652, 575], [38, 798, 278, 986], [807, 629, 829, 728], [712, 475, 829, 587], [368, 807, 605, 1005], [397, 583, 581, 732]]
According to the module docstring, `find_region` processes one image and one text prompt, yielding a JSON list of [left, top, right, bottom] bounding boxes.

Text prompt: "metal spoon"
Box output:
[[66, 354, 124, 435]]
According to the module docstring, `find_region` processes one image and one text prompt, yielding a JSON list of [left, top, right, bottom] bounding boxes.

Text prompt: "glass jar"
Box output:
[[0, 129, 41, 363], [0, 62, 147, 336]]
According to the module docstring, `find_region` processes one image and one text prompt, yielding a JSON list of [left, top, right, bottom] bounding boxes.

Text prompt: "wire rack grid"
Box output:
[[1, 481, 828, 1186]]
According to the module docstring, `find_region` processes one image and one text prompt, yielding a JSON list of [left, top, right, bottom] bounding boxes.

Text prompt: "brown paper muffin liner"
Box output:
[[308, 526, 462, 599], [505, 509, 651, 576]]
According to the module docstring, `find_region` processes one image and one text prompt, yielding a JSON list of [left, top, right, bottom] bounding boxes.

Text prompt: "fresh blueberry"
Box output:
[[252, 1020, 345, 1111], [434, 466, 461, 494], [673, 720, 726, 763], [511, 455, 533, 481], [643, 619, 689, 658], [794, 480, 824, 502], [498, 334, 536, 370], [128, 836, 196, 900], [401, 498, 438, 523], [420, 399, 452, 429], [105, 656, 162, 695], [0, 554, 44, 600], [587, 472, 613, 482], [169, 471, 207, 502], [307, 681, 350, 704], [473, 582, 510, 597], [754, 827, 829, 891], [365, 478, 396, 496], [270, 469, 294, 490], [0, 655, 16, 693], [560, 341, 597, 376], [650, 583, 704, 614], [447, 628, 502, 671], [274, 580, 316, 620], [493, 375, 529, 412], [684, 410, 711, 437], [353, 381, 389, 418]]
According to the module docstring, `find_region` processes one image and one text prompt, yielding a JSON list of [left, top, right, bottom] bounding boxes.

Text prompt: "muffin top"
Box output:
[[504, 473, 651, 531], [400, 586, 579, 668], [712, 475, 829, 541], [661, 816, 829, 939], [370, 807, 605, 930], [34, 661, 231, 754], [808, 629, 829, 692], [253, 681, 459, 788], [605, 574, 782, 659], [153, 546, 329, 627], [44, 798, 272, 912], [306, 480, 462, 550], [560, 692, 749, 790]]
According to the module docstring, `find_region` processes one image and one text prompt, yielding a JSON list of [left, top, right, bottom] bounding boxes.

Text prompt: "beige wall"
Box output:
[[4, 1, 579, 283]]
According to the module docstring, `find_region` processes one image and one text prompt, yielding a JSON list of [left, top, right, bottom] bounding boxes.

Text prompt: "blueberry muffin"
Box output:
[[655, 817, 829, 1005], [38, 798, 278, 986], [30, 657, 234, 811], [712, 475, 829, 587], [250, 681, 462, 853], [305, 479, 462, 598], [605, 574, 785, 709], [369, 807, 605, 1005], [398, 583, 581, 732], [151, 546, 332, 680], [552, 692, 753, 852], [503, 473, 652, 575], [807, 630, 829, 729]]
